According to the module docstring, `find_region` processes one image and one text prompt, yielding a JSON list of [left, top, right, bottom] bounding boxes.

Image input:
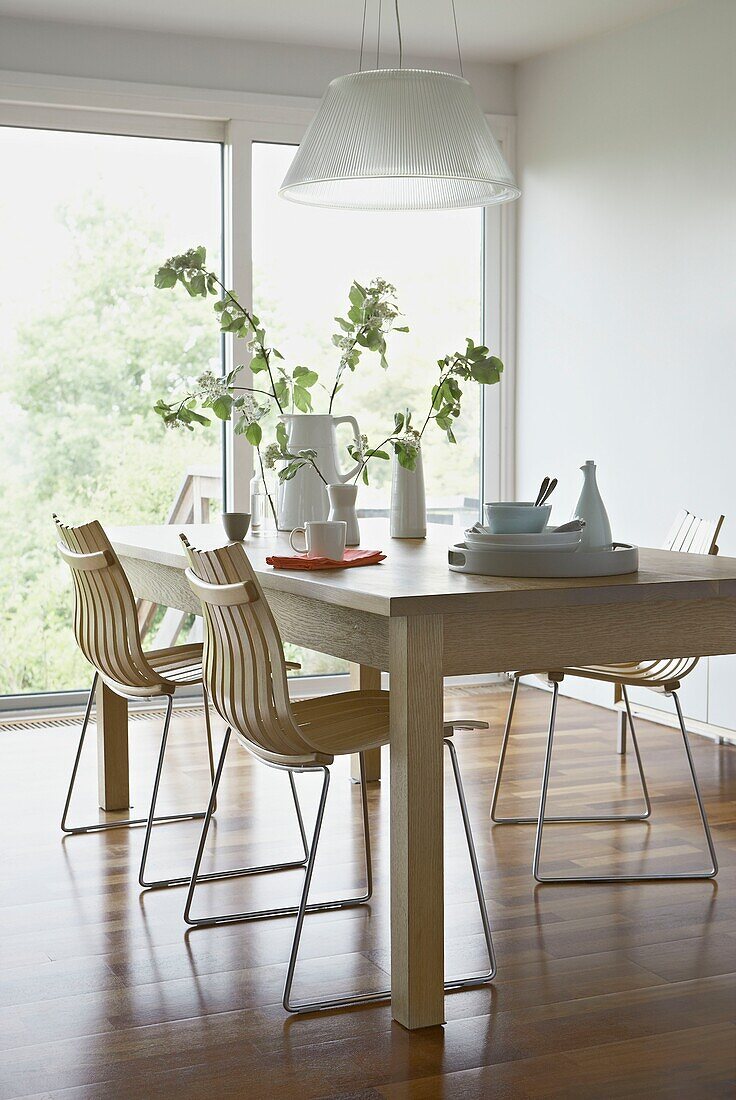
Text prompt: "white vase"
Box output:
[[391, 449, 426, 538], [277, 413, 362, 531], [328, 483, 360, 546], [573, 460, 612, 549]]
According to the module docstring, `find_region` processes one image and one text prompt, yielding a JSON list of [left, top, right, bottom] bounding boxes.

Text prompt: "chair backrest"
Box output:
[[54, 515, 169, 696], [181, 536, 324, 764], [637, 509, 726, 685], [663, 509, 724, 556]]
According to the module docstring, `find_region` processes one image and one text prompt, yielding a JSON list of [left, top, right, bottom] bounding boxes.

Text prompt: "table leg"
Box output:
[[96, 681, 130, 812], [349, 664, 382, 783], [389, 614, 445, 1030]]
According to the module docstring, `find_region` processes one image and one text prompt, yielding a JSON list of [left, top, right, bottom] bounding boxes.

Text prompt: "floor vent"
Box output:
[[0, 704, 206, 734]]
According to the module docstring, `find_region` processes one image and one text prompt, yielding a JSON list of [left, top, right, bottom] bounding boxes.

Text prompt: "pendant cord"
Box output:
[[359, 0, 368, 71], [395, 0, 403, 68], [451, 0, 464, 77], [376, 0, 382, 68]]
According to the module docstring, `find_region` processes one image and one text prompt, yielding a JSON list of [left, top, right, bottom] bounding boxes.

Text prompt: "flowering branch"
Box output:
[[392, 340, 504, 470], [328, 278, 408, 413]]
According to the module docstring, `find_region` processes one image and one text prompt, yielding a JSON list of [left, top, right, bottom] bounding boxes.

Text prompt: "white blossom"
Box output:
[[196, 370, 228, 402], [262, 442, 282, 469]]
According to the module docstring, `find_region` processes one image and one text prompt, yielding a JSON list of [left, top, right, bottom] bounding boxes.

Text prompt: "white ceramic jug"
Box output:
[[573, 460, 612, 549], [278, 413, 362, 531]]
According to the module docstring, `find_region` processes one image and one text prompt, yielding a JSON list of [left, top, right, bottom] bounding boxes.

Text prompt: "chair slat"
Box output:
[[566, 508, 725, 690], [55, 516, 174, 696], [182, 536, 330, 765]]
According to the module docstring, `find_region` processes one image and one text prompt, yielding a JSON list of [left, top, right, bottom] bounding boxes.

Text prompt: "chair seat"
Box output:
[[517, 661, 685, 691], [146, 643, 204, 686], [291, 690, 489, 757], [560, 663, 681, 690], [291, 690, 391, 755]]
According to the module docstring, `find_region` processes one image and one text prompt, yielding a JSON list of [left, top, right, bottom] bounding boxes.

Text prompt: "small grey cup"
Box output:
[[222, 512, 251, 542]]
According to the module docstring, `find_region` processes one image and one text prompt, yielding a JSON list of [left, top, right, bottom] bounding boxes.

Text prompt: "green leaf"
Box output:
[[470, 360, 501, 385], [334, 317, 353, 332], [279, 462, 302, 482], [489, 355, 504, 373], [154, 267, 177, 289], [276, 421, 288, 449], [244, 422, 262, 446], [250, 353, 268, 373], [182, 408, 210, 427], [349, 284, 365, 308], [192, 245, 207, 267], [394, 325, 410, 333], [362, 467, 369, 485], [394, 411, 405, 433], [293, 366, 319, 388], [292, 385, 312, 413], [210, 394, 233, 420], [397, 447, 416, 470], [189, 273, 206, 297]]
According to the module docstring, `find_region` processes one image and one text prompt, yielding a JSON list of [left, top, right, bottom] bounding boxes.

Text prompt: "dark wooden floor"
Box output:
[[1, 685, 735, 1099]]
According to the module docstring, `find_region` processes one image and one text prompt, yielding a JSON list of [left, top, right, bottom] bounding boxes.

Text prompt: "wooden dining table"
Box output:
[[105, 518, 736, 1030]]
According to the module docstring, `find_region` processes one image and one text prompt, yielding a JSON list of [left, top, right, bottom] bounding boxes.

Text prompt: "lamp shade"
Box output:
[[279, 69, 520, 212]]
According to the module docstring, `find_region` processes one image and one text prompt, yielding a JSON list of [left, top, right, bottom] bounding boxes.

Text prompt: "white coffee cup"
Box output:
[[289, 520, 347, 560]]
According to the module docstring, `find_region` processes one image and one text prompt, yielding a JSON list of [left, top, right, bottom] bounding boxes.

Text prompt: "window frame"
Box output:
[[0, 75, 516, 711]]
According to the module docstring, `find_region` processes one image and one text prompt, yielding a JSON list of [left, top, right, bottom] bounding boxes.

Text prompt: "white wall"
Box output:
[[0, 13, 515, 112], [515, 0, 736, 723]]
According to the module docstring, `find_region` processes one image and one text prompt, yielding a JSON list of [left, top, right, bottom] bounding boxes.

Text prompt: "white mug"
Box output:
[[289, 520, 347, 560]]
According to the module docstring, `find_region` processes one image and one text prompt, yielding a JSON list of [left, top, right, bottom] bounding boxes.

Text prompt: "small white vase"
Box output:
[[573, 460, 612, 549], [327, 483, 360, 546], [391, 449, 426, 539]]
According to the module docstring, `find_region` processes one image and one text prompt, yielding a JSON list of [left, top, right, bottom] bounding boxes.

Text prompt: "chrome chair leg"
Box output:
[[141, 718, 310, 893], [443, 737, 497, 988], [182, 738, 373, 925], [533, 686, 718, 883], [283, 737, 496, 1014], [491, 676, 651, 824], [61, 674, 206, 836]]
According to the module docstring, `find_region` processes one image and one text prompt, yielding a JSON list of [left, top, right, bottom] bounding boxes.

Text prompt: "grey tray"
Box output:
[[448, 541, 639, 578]]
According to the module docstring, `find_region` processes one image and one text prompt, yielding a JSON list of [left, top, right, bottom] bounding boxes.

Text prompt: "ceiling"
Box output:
[[0, 0, 691, 62]]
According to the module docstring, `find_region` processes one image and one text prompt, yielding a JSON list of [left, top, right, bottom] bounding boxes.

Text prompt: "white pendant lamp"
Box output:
[[279, 1, 520, 212]]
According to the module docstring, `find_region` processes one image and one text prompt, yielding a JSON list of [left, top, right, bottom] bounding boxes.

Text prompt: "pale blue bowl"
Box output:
[[483, 501, 551, 534]]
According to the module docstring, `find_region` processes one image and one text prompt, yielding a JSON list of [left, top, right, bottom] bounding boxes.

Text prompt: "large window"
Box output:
[[0, 127, 223, 697], [252, 141, 484, 674], [252, 142, 484, 523]]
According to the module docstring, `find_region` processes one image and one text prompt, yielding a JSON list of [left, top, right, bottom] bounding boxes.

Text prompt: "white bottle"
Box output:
[[249, 472, 268, 535], [573, 460, 612, 550]]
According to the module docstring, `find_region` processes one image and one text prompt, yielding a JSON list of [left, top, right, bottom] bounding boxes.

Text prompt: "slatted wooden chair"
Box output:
[[54, 516, 309, 891], [181, 534, 496, 1014], [490, 509, 723, 883]]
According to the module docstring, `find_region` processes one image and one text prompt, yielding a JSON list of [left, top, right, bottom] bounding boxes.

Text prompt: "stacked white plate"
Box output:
[[451, 526, 639, 578], [463, 525, 583, 553]]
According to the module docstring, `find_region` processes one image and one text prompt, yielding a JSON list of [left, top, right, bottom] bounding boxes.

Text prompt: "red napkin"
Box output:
[[266, 548, 386, 571]]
